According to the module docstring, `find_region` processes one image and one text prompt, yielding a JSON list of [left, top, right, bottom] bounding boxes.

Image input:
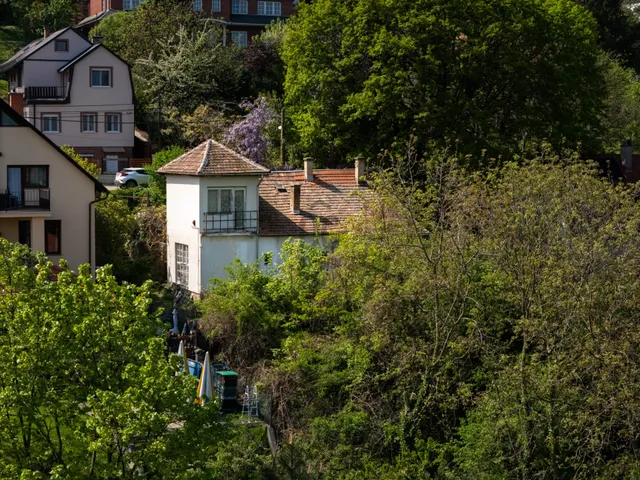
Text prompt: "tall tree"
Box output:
[[283, 0, 605, 164]]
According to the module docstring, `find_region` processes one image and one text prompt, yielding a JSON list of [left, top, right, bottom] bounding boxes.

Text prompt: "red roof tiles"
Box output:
[[157, 140, 270, 176], [258, 169, 369, 236]]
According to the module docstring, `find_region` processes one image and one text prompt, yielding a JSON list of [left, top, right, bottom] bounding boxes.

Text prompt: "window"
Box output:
[[175, 243, 189, 286], [90, 68, 111, 87], [45, 220, 61, 255], [123, 0, 143, 10], [232, 0, 248, 14], [1, 111, 17, 126], [81, 113, 97, 133], [18, 221, 31, 248], [212, 0, 221, 11], [193, 0, 202, 10], [42, 114, 60, 133], [257, 1, 281, 15], [231, 31, 248, 47], [207, 188, 246, 230], [54, 39, 68, 52], [105, 113, 121, 133]]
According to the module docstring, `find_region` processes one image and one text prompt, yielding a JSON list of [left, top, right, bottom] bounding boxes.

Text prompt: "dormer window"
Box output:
[[90, 68, 112, 87], [54, 39, 68, 52]]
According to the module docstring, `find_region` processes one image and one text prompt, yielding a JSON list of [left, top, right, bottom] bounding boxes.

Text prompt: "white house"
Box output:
[[0, 98, 108, 271], [0, 27, 135, 173], [159, 140, 368, 295]]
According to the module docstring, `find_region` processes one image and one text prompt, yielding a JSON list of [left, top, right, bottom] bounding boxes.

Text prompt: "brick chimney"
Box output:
[[355, 156, 366, 184], [44, 26, 51, 39], [290, 184, 301, 214], [8, 92, 24, 116], [304, 157, 313, 182]]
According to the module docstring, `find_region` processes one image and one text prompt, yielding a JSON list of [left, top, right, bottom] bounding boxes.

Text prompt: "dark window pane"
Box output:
[[44, 220, 61, 254], [19, 221, 31, 248]]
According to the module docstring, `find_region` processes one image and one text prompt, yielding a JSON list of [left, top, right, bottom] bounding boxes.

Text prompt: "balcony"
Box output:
[[24, 86, 67, 103], [202, 211, 258, 234], [0, 189, 51, 211]]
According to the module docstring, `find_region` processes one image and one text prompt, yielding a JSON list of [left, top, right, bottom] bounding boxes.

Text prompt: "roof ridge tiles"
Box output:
[[198, 139, 213, 174]]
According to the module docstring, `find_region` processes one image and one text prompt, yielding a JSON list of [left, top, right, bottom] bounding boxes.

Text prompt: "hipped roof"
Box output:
[[157, 140, 270, 176]]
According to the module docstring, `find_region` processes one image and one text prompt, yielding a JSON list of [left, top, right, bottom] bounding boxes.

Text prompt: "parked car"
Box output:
[[115, 168, 150, 188]]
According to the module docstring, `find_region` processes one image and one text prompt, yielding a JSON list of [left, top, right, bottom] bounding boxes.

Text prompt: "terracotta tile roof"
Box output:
[[258, 169, 369, 236], [157, 140, 270, 176]]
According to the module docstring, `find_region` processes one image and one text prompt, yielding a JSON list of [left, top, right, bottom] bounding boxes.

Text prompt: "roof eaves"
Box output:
[[0, 27, 72, 73], [58, 44, 100, 72]]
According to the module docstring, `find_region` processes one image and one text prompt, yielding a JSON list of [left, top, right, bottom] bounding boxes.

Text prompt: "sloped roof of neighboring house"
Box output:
[[57, 43, 101, 72], [0, 99, 108, 194], [0, 27, 72, 73], [75, 8, 118, 29], [157, 140, 270, 176], [258, 169, 368, 236]]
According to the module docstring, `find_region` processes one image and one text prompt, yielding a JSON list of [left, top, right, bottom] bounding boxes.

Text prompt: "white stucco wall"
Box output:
[[0, 125, 97, 271], [166, 175, 201, 291]]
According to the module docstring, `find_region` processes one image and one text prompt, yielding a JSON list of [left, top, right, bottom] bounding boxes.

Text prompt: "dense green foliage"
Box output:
[[0, 241, 225, 477], [201, 153, 640, 477], [283, 0, 606, 162]]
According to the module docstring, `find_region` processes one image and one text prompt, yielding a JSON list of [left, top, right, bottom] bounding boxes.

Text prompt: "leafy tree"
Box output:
[[147, 145, 185, 204], [61, 144, 100, 178], [244, 20, 286, 96], [0, 240, 223, 477], [283, 0, 605, 163]]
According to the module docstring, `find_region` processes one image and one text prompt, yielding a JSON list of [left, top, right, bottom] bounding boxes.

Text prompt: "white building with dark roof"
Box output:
[[159, 140, 368, 294]]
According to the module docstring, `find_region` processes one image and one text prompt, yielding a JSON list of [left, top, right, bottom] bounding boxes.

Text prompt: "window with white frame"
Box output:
[[42, 114, 60, 133], [231, 0, 248, 14], [81, 113, 97, 133], [193, 0, 202, 10], [206, 188, 246, 230], [123, 0, 143, 10], [212, 0, 221, 11], [175, 243, 189, 286], [231, 31, 248, 47], [105, 113, 121, 133], [258, 1, 281, 15], [90, 68, 111, 87]]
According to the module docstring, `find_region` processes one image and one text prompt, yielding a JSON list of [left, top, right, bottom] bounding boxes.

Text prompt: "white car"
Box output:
[[115, 168, 150, 188]]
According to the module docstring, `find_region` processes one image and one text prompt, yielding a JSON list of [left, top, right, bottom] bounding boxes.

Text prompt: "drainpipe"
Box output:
[[89, 190, 109, 278]]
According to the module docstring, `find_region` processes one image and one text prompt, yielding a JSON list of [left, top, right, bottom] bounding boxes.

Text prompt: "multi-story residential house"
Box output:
[[158, 140, 368, 295], [0, 98, 108, 272], [87, 0, 293, 46], [0, 27, 135, 173]]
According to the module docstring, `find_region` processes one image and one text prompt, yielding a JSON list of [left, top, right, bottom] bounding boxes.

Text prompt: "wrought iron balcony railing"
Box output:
[[25, 86, 67, 101], [202, 210, 258, 234]]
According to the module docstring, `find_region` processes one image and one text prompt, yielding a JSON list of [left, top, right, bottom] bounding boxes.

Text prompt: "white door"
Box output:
[[105, 156, 119, 173]]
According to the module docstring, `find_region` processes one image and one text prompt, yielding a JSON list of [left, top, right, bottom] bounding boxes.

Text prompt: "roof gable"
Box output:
[[0, 99, 107, 193], [158, 140, 270, 176], [0, 27, 88, 73]]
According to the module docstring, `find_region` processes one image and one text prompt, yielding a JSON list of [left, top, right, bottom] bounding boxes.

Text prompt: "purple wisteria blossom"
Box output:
[[224, 97, 278, 165]]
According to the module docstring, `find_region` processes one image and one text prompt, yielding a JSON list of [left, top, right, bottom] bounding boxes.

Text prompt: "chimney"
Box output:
[[92, 35, 103, 45], [621, 140, 633, 172], [355, 156, 366, 184], [304, 157, 313, 182], [290, 184, 301, 214], [8, 92, 24, 116], [44, 26, 51, 39]]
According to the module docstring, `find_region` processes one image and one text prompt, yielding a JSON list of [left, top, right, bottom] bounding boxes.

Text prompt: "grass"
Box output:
[[0, 25, 32, 99]]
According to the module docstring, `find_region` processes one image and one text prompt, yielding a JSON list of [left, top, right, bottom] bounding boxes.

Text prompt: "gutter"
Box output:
[[89, 190, 109, 277]]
